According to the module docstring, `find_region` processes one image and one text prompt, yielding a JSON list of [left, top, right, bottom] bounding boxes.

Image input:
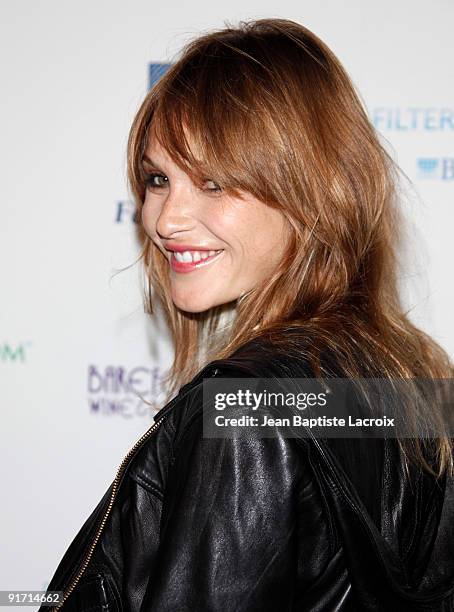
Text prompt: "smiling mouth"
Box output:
[[169, 249, 224, 273]]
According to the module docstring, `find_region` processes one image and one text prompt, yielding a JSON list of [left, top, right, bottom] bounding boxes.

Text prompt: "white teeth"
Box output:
[[173, 249, 222, 263], [174, 251, 187, 263]]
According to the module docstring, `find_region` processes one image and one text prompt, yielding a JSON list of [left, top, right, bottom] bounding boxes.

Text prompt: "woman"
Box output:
[[41, 18, 454, 611]]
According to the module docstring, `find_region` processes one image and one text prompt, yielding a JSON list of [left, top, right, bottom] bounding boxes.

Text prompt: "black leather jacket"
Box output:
[[40, 339, 454, 611]]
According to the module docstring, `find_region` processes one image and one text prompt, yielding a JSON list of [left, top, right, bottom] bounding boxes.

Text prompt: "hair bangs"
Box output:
[[143, 43, 286, 203]]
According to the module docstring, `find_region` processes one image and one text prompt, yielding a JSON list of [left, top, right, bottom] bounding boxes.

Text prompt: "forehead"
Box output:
[[145, 135, 173, 165], [145, 121, 204, 166]]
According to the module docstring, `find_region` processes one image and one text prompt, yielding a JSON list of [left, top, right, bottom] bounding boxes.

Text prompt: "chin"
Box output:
[[172, 291, 235, 314], [172, 294, 215, 314]]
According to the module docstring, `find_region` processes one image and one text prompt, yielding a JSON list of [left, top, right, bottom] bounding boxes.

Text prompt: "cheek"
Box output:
[[200, 200, 288, 265], [141, 201, 159, 238], [244, 214, 288, 272]]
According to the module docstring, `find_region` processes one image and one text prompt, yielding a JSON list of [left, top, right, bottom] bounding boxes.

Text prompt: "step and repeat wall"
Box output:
[[1, 0, 453, 603]]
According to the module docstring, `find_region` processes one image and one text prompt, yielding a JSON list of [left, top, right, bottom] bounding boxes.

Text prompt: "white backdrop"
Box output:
[[1, 0, 453, 605]]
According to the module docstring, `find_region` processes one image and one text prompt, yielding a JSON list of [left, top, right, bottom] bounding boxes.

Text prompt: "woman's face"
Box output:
[[141, 135, 290, 313]]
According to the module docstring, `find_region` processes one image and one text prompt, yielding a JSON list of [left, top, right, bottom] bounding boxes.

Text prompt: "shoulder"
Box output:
[[156, 359, 345, 602], [158, 354, 325, 520], [128, 347, 305, 496], [150, 343, 315, 489], [159, 359, 315, 523], [166, 359, 307, 464], [164, 341, 315, 446]]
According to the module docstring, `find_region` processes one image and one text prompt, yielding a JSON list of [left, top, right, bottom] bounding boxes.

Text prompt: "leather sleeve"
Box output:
[[139, 394, 305, 611]]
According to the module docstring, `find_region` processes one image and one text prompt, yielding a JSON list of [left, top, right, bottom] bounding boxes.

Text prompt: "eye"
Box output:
[[144, 172, 222, 194], [145, 173, 168, 190], [203, 179, 222, 194]]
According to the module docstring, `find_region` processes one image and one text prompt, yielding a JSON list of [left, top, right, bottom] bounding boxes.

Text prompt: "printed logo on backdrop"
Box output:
[[416, 158, 454, 180], [114, 63, 172, 225], [371, 107, 453, 181], [115, 200, 139, 224], [88, 364, 169, 419], [0, 341, 32, 363], [149, 63, 172, 90], [372, 107, 454, 131]]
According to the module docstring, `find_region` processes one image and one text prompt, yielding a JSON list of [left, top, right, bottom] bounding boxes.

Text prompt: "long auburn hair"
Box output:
[[127, 17, 454, 478]]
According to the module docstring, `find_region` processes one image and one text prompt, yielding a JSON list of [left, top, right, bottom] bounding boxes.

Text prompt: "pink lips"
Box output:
[[170, 250, 224, 273]]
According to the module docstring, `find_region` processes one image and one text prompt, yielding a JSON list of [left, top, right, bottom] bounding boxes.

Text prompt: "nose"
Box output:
[[154, 188, 197, 240]]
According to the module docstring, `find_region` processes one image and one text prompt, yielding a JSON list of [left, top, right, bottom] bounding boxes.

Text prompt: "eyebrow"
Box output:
[[142, 154, 163, 170]]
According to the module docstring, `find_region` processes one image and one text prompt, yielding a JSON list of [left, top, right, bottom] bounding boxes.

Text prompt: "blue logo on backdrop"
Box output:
[[417, 158, 454, 180], [143, 70, 454, 182], [149, 63, 172, 90], [372, 107, 454, 131], [115, 200, 139, 224], [112, 63, 172, 224]]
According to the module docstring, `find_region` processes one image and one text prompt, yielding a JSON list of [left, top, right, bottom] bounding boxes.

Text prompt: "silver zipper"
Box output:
[[49, 414, 168, 611]]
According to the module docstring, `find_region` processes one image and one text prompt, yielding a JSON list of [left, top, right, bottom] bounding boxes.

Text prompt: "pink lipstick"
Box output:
[[169, 249, 224, 274]]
